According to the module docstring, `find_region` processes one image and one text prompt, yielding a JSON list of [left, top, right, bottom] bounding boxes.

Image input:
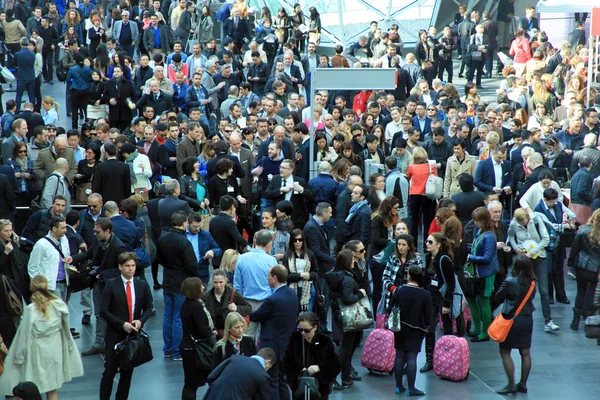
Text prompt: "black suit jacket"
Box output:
[[223, 17, 250, 48], [92, 158, 132, 205], [265, 175, 313, 229], [100, 276, 153, 346], [204, 355, 270, 400], [303, 216, 335, 274], [392, 67, 412, 102], [209, 212, 248, 266], [72, 232, 128, 281], [205, 153, 245, 181], [101, 79, 135, 122]]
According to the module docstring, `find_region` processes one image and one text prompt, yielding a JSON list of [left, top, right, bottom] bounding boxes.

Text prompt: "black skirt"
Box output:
[[394, 325, 427, 353], [500, 314, 533, 350]]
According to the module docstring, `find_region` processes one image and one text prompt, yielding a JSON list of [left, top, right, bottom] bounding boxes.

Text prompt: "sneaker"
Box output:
[[164, 354, 172, 358], [545, 320, 560, 332], [172, 356, 183, 361]]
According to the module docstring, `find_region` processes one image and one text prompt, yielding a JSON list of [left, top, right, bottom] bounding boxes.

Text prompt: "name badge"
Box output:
[[431, 279, 439, 287], [227, 185, 234, 193]]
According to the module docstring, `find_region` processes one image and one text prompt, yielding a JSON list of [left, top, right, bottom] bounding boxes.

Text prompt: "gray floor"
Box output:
[[2, 267, 598, 400], [3, 64, 599, 399]]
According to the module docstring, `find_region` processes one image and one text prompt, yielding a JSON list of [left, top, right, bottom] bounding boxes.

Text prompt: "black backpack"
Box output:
[[56, 61, 68, 82]]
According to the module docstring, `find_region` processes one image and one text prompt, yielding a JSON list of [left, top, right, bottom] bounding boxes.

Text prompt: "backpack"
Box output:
[[56, 61, 68, 82], [533, 216, 560, 252]]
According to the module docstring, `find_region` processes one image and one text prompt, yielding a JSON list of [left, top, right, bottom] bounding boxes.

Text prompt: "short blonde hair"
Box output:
[[412, 147, 428, 164], [220, 249, 239, 274], [521, 146, 535, 159], [514, 208, 530, 224], [486, 132, 499, 145]]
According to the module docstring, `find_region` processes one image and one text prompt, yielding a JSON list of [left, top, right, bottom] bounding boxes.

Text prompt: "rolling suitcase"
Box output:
[[433, 334, 470, 381], [360, 328, 395, 374]]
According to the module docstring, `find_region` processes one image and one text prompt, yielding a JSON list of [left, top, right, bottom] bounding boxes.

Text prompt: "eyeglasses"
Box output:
[[427, 108, 436, 112], [426, 240, 435, 245], [88, 204, 99, 209], [292, 238, 304, 243], [355, 248, 366, 253], [298, 327, 314, 334]]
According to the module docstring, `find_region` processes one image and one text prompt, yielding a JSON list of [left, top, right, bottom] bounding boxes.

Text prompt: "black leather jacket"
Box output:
[[495, 276, 535, 317], [178, 174, 208, 211], [567, 225, 600, 273]]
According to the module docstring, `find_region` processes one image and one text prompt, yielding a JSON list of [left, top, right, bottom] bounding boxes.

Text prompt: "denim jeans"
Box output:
[[532, 257, 552, 323], [163, 291, 185, 358], [260, 197, 273, 212]]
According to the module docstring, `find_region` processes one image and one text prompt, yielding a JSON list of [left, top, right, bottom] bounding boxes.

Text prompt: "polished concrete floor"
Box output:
[[3, 65, 599, 400]]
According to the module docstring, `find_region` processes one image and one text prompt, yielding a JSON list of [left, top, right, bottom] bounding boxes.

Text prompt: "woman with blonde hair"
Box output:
[[41, 96, 59, 125], [0, 275, 83, 399], [530, 81, 557, 116], [480, 131, 500, 160], [220, 248, 239, 283], [212, 311, 256, 368]]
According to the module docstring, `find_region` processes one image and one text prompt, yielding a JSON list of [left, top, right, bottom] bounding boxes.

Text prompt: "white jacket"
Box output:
[[27, 234, 71, 291]]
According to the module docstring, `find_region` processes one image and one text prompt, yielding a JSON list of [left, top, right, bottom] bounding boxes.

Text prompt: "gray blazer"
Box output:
[[112, 20, 140, 46]]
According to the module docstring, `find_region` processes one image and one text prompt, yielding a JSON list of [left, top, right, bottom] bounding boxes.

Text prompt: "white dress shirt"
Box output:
[[492, 158, 503, 188], [121, 275, 136, 319]]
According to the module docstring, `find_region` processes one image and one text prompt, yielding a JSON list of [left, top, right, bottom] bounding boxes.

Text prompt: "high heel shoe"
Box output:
[[516, 384, 528, 393]]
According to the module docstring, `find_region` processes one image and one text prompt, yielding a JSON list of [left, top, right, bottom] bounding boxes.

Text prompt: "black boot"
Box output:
[[570, 308, 581, 331], [420, 332, 435, 372]]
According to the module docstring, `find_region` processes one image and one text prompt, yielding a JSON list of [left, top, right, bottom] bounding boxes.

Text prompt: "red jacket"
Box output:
[[353, 91, 371, 118]]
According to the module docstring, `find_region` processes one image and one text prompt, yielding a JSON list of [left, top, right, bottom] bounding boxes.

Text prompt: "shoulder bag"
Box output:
[[585, 315, 600, 339], [114, 329, 154, 370], [1, 275, 22, 317], [294, 334, 322, 400], [191, 332, 216, 370], [384, 288, 402, 332], [438, 255, 466, 320], [488, 281, 535, 343], [425, 163, 443, 200], [463, 234, 483, 297], [338, 295, 375, 332]]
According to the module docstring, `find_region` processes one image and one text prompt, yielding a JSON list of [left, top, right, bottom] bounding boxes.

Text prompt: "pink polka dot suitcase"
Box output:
[[433, 335, 470, 381]]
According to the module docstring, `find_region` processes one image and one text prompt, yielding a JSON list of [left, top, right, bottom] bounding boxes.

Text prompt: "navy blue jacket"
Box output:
[[347, 203, 372, 245], [308, 173, 339, 213], [571, 168, 593, 206], [14, 48, 36, 81], [110, 214, 141, 251], [204, 355, 270, 400], [474, 157, 513, 193], [250, 285, 299, 361], [303, 216, 335, 275], [187, 229, 222, 278], [413, 115, 432, 140]]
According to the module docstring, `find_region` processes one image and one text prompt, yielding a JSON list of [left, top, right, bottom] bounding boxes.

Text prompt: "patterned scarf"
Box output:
[[287, 252, 312, 309], [228, 335, 242, 354], [346, 200, 368, 223]]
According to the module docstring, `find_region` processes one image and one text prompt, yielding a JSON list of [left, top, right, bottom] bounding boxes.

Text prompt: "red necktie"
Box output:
[[126, 280, 133, 323]]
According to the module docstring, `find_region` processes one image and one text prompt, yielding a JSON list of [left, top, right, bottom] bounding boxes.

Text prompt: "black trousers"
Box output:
[[338, 329, 363, 382], [547, 249, 567, 302], [370, 259, 384, 313], [466, 59, 484, 86], [409, 194, 435, 246], [437, 58, 453, 83], [100, 344, 134, 400], [42, 48, 54, 82], [71, 89, 89, 129], [575, 269, 598, 314]]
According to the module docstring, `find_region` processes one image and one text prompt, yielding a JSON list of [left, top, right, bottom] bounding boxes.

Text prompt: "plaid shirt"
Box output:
[[382, 254, 423, 308]]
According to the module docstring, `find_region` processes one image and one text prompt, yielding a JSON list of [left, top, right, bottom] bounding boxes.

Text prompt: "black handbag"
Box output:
[[313, 280, 326, 321], [191, 334, 216, 370], [293, 337, 321, 400], [114, 330, 154, 370], [585, 315, 600, 339], [67, 260, 97, 293]]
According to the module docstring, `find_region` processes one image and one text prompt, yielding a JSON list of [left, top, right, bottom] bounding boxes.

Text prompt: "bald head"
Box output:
[[348, 175, 363, 190], [104, 201, 119, 216], [318, 161, 332, 173]]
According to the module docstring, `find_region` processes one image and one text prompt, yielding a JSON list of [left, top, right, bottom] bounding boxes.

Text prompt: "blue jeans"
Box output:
[[260, 197, 273, 212], [163, 291, 185, 358], [200, 114, 216, 135]]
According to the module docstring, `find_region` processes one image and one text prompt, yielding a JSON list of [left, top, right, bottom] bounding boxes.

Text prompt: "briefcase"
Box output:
[[114, 330, 154, 370]]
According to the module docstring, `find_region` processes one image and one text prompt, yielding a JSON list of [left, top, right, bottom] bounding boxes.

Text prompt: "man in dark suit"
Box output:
[[136, 125, 161, 165], [481, 11, 499, 77], [229, 132, 255, 199], [158, 180, 192, 229], [223, 7, 250, 51], [413, 102, 432, 140], [204, 350, 275, 400], [146, 185, 167, 289], [294, 123, 311, 183], [209, 195, 248, 267], [206, 140, 245, 180], [457, 11, 475, 78], [304, 202, 336, 332], [265, 159, 313, 230], [467, 24, 489, 88], [250, 265, 299, 400], [247, 52, 269, 96], [282, 51, 304, 93], [474, 145, 513, 197], [14, 37, 36, 113], [346, 184, 371, 245], [99, 251, 153, 400], [520, 6, 539, 33], [256, 125, 294, 163], [73, 217, 129, 356], [568, 20, 586, 51], [393, 66, 412, 101], [92, 143, 131, 204], [102, 65, 136, 131]]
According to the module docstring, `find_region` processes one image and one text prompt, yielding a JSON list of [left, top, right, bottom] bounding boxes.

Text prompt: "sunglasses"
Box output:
[[292, 238, 304, 243], [47, 127, 56, 131], [355, 248, 366, 253], [224, 130, 233, 133], [426, 240, 435, 245], [353, 133, 363, 138], [427, 108, 436, 111], [298, 327, 314, 334], [18, 150, 27, 153]]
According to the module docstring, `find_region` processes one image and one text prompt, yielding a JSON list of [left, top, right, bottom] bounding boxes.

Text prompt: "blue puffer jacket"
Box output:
[[468, 230, 499, 278]]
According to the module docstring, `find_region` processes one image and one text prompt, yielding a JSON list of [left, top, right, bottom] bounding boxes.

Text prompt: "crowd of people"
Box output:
[[0, 0, 599, 398]]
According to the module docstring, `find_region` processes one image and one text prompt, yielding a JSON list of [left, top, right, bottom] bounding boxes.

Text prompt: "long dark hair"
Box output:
[[407, 265, 425, 288], [430, 232, 454, 261], [512, 255, 536, 285], [334, 250, 354, 272], [394, 234, 416, 260], [286, 228, 306, 260]]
